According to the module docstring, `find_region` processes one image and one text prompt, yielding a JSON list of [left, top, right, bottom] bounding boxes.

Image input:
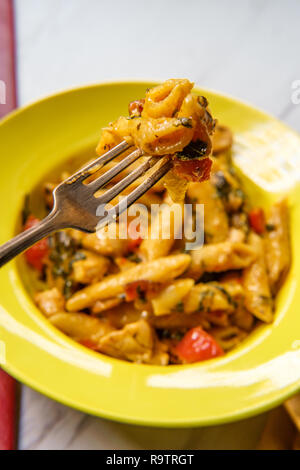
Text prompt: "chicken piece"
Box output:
[[147, 339, 169, 365], [72, 250, 110, 284], [228, 227, 246, 243], [98, 319, 155, 363], [34, 288, 65, 317], [50, 312, 114, 344], [82, 229, 129, 257]]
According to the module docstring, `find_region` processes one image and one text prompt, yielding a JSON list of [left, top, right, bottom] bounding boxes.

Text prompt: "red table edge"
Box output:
[[0, 0, 19, 450]]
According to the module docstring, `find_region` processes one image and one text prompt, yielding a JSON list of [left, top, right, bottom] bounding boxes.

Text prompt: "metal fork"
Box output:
[[0, 141, 172, 267]]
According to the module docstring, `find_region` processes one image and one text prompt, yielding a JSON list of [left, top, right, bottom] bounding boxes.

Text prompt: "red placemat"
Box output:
[[0, 0, 17, 118], [0, 0, 18, 450]]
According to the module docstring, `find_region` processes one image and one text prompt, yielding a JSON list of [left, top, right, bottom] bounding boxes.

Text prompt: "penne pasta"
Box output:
[[97, 319, 169, 364], [265, 199, 291, 293], [187, 241, 257, 280], [151, 279, 195, 316], [242, 232, 273, 323], [66, 254, 191, 311]]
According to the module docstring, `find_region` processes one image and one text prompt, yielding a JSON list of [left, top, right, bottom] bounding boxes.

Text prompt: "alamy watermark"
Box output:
[[0, 80, 6, 105], [95, 201, 204, 250]]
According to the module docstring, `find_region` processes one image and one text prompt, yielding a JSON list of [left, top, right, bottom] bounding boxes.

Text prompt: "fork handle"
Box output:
[[0, 210, 64, 268]]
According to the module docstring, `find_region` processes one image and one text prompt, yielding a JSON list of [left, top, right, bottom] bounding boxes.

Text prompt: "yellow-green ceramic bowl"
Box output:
[[0, 81, 299, 427]]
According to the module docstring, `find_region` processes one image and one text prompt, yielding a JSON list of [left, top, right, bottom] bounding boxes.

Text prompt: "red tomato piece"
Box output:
[[173, 157, 212, 182], [128, 99, 145, 117], [79, 339, 99, 351], [24, 215, 49, 272], [174, 326, 224, 363], [127, 237, 143, 252], [248, 208, 265, 234]]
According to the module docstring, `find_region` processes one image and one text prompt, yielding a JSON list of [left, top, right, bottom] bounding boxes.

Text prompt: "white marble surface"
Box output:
[[13, 0, 300, 450]]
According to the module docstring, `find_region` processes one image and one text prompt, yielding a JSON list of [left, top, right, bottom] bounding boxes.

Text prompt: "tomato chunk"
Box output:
[[248, 208, 265, 234], [173, 157, 212, 182], [128, 99, 145, 117], [174, 326, 224, 363], [79, 339, 99, 351], [24, 215, 49, 272], [127, 237, 143, 252]]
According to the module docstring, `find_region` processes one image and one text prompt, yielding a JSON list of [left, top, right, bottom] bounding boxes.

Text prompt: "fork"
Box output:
[[0, 141, 172, 267]]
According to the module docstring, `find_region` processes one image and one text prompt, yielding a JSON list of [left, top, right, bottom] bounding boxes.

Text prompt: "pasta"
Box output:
[[242, 232, 273, 323], [22, 79, 291, 366], [265, 199, 291, 293], [96, 79, 216, 202], [187, 241, 257, 280]]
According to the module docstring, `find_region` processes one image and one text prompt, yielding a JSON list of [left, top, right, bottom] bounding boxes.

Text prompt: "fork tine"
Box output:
[[96, 156, 158, 204], [120, 158, 172, 210], [97, 158, 172, 229], [64, 140, 131, 185], [88, 147, 143, 193]]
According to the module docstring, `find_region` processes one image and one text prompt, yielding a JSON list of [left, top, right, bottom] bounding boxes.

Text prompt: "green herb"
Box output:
[[198, 289, 212, 312], [214, 171, 231, 199], [214, 284, 236, 307], [137, 285, 146, 302], [198, 95, 208, 108], [175, 140, 208, 160], [127, 253, 142, 263], [175, 301, 184, 312], [161, 329, 184, 341], [234, 188, 245, 202], [259, 295, 272, 305], [126, 115, 139, 120], [49, 232, 79, 280], [64, 280, 74, 300], [266, 224, 276, 232], [174, 117, 193, 128], [69, 251, 86, 269]]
